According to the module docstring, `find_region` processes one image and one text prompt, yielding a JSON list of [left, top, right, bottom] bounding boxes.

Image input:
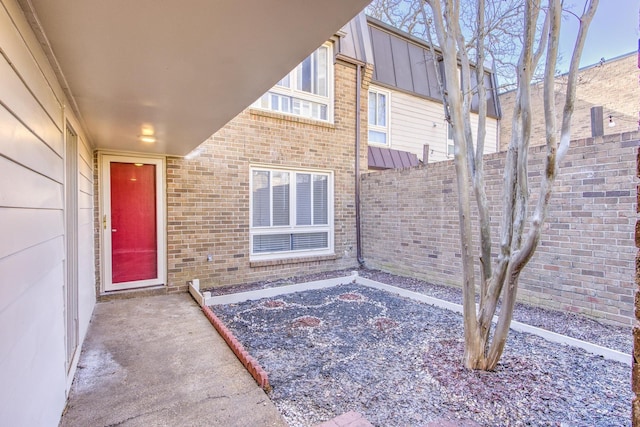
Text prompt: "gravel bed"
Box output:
[[212, 284, 631, 426], [206, 267, 632, 354]]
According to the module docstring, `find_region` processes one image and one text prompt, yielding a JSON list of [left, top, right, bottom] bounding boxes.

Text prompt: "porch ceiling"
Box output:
[[22, 0, 369, 156]]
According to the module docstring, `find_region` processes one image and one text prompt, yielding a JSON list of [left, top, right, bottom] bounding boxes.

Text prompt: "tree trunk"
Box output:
[[424, 0, 598, 371]]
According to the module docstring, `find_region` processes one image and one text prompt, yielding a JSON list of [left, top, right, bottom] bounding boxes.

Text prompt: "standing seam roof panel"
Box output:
[[389, 35, 414, 93], [366, 17, 500, 119], [407, 43, 431, 97], [369, 26, 396, 86]]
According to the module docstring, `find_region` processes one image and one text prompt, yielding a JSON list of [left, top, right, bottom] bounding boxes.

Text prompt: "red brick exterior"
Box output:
[[361, 131, 639, 326]]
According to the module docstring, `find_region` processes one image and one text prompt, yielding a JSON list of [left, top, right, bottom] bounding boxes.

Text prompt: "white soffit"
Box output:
[[24, 0, 370, 156]]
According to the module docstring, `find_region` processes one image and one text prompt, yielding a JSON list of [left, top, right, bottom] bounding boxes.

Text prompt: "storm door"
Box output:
[[101, 155, 165, 291]]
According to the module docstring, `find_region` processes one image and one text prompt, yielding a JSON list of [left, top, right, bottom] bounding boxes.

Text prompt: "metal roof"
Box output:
[[368, 146, 420, 170], [367, 17, 500, 119], [340, 15, 501, 119], [338, 13, 373, 64]]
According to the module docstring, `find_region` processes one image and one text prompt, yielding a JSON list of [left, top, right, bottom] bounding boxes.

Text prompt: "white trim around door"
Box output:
[[100, 153, 166, 292]]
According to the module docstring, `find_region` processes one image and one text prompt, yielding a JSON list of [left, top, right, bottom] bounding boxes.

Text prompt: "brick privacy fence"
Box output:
[[361, 131, 639, 326]]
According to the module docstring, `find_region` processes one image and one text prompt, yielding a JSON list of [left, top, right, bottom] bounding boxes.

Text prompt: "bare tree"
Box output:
[[368, 0, 527, 92], [422, 0, 598, 370]]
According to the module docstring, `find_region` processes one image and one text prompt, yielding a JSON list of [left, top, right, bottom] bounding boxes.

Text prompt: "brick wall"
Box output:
[[361, 131, 639, 326], [500, 53, 638, 151], [163, 60, 371, 292]]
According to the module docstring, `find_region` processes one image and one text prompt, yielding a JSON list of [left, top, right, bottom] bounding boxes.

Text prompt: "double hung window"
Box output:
[[447, 122, 455, 157], [368, 88, 389, 144], [255, 44, 333, 122], [250, 167, 333, 260]]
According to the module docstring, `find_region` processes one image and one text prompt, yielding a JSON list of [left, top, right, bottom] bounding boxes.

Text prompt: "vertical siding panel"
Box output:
[[369, 27, 396, 85], [389, 36, 413, 92], [407, 44, 430, 97]]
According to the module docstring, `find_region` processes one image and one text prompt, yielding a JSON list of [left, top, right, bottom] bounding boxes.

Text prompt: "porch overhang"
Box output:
[[19, 0, 370, 156]]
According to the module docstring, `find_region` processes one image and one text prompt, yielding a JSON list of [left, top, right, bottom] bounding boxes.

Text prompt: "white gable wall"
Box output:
[[0, 0, 95, 424], [385, 87, 499, 163]]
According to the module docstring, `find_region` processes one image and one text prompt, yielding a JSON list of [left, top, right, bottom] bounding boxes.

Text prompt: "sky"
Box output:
[[558, 1, 639, 72]]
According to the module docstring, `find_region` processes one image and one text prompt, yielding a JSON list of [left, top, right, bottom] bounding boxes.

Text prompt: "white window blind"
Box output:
[[251, 167, 333, 259]]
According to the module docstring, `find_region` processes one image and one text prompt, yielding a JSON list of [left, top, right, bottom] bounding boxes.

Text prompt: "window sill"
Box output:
[[249, 108, 336, 129], [250, 253, 338, 268]]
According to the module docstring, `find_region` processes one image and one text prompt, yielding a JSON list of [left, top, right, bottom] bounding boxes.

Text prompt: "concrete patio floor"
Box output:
[[60, 293, 287, 427]]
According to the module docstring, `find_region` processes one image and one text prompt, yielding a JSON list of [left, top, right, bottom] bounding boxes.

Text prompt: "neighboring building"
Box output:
[[499, 52, 638, 150], [364, 17, 501, 165]]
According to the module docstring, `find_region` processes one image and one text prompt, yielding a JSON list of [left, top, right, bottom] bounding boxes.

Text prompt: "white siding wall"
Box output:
[[385, 88, 499, 163], [0, 0, 95, 425]]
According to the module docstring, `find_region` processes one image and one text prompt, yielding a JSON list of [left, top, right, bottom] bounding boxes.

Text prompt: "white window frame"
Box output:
[[446, 121, 455, 158], [253, 43, 334, 122], [249, 165, 334, 261], [368, 86, 390, 146]]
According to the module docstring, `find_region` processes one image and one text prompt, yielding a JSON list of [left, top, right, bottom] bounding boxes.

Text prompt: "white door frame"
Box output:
[[100, 153, 166, 292], [64, 123, 79, 372]]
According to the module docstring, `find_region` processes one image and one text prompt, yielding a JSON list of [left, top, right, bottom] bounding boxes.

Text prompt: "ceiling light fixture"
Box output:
[[139, 135, 156, 143]]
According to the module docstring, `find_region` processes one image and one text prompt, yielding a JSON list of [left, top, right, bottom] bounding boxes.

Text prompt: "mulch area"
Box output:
[[206, 267, 632, 353], [211, 280, 631, 426]]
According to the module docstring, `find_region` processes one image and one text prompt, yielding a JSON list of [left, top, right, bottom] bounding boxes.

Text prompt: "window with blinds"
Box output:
[[250, 167, 333, 260]]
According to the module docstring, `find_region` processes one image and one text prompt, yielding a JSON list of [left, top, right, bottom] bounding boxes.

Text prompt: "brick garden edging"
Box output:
[[201, 305, 271, 391]]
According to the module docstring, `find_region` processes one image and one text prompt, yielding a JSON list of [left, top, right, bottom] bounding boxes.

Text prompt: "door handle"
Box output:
[[112, 229, 117, 232]]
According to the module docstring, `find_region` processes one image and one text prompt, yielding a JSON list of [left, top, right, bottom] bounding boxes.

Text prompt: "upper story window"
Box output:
[[368, 88, 389, 145], [250, 166, 334, 261], [254, 44, 333, 122], [447, 122, 454, 158]]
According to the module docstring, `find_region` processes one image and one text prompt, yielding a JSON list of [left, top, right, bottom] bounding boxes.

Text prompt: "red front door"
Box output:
[[110, 162, 158, 283]]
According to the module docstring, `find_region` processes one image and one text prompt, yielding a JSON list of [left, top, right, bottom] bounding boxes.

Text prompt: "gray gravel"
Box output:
[[208, 267, 632, 354], [211, 281, 632, 426]]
